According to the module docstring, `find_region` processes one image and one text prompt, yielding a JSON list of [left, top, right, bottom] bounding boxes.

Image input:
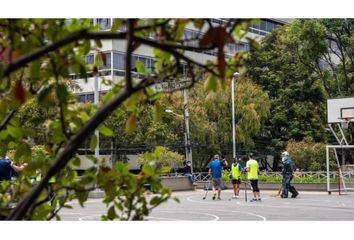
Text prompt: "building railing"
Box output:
[[190, 171, 342, 182]]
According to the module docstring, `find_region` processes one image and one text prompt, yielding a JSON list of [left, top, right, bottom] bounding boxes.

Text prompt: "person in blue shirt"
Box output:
[[280, 151, 299, 198], [208, 154, 228, 200], [0, 157, 25, 181]]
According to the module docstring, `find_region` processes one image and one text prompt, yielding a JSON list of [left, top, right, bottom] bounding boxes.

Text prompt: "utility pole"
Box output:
[[231, 72, 240, 159], [183, 89, 193, 173]]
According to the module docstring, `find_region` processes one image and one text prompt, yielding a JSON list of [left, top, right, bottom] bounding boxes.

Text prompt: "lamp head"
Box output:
[[233, 72, 240, 79]]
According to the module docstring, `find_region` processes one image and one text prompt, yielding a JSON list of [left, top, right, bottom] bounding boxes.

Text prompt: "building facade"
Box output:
[[72, 18, 288, 170]]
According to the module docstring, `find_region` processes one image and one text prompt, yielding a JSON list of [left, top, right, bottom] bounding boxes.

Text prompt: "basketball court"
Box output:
[[59, 189, 354, 221], [58, 97, 354, 221]]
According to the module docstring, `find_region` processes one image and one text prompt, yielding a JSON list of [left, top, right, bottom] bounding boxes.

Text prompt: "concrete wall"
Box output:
[[161, 176, 195, 191]]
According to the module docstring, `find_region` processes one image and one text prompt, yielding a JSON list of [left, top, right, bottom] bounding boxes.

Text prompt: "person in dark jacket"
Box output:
[[0, 157, 25, 181], [183, 161, 197, 185], [280, 151, 299, 198]]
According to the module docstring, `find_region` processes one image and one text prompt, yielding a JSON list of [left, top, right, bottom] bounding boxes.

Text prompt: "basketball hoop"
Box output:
[[341, 118, 350, 130]]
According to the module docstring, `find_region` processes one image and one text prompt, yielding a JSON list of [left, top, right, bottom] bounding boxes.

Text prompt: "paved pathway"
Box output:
[[59, 189, 354, 221]]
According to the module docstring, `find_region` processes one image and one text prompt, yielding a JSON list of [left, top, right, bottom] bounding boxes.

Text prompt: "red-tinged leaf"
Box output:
[[126, 114, 137, 133], [200, 27, 234, 49], [100, 52, 107, 65], [199, 27, 216, 47], [92, 66, 98, 76], [14, 81, 26, 104], [214, 27, 234, 47], [0, 49, 19, 64], [217, 50, 227, 80]]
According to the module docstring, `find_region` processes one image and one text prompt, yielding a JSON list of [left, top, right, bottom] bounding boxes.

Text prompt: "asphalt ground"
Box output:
[[59, 189, 354, 221]]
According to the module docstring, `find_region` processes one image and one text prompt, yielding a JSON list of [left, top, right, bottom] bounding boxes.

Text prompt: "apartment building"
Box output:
[[72, 18, 288, 170]]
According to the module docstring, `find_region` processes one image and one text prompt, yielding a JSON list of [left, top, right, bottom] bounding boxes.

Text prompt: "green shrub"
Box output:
[[220, 170, 337, 183], [286, 137, 337, 171]]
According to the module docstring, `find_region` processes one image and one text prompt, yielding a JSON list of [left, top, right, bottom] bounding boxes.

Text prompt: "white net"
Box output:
[[341, 121, 349, 130], [338, 165, 354, 195]]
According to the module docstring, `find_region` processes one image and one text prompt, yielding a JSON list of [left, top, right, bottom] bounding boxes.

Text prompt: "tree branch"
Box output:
[[125, 19, 134, 90], [7, 79, 154, 220], [0, 110, 16, 131], [135, 36, 219, 76], [3, 30, 127, 77]]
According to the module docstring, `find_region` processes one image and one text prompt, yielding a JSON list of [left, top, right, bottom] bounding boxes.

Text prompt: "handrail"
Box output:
[[192, 171, 340, 182]]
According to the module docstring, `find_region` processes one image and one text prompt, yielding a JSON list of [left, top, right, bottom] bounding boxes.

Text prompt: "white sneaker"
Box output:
[[235, 195, 239, 199], [232, 195, 237, 199]]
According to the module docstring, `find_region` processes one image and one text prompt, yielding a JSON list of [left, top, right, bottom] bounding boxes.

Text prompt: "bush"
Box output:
[[137, 146, 184, 173], [220, 170, 337, 183], [286, 136, 336, 171]]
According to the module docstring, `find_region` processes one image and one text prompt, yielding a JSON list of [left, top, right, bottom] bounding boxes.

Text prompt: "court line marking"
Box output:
[[186, 197, 266, 221], [150, 210, 220, 221], [79, 214, 101, 221], [145, 216, 181, 221]]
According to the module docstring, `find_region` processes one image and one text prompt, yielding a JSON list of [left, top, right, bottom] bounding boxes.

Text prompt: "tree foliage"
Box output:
[[286, 136, 336, 171], [138, 146, 184, 173], [245, 23, 328, 159], [0, 18, 255, 220]]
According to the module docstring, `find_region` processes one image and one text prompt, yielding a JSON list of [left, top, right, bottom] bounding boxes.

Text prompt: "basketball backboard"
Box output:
[[327, 97, 354, 123]]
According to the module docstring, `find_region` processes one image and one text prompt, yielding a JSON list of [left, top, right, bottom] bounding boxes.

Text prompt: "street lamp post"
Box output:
[[231, 72, 240, 159], [94, 54, 100, 159], [165, 97, 193, 173]]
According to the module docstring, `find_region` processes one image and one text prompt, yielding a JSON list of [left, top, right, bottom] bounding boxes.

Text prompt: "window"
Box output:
[[78, 95, 86, 102], [86, 94, 94, 102], [98, 52, 111, 70], [84, 54, 94, 65], [113, 52, 125, 70], [250, 20, 282, 35], [77, 93, 94, 103], [96, 18, 111, 30]]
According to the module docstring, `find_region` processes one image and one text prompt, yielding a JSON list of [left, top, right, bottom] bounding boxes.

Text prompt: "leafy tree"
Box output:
[[288, 19, 354, 145], [289, 19, 354, 98], [245, 24, 328, 167], [138, 146, 184, 173], [0, 18, 254, 220]]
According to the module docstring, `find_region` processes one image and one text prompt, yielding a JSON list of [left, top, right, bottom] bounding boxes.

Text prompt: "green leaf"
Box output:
[[142, 165, 154, 177], [126, 114, 137, 133], [204, 75, 218, 92], [94, 39, 102, 48], [38, 86, 55, 106], [56, 84, 69, 103], [154, 101, 163, 122], [175, 19, 189, 39], [90, 134, 98, 152], [246, 37, 260, 49], [0, 130, 8, 140], [150, 196, 162, 205], [7, 125, 22, 139], [79, 111, 89, 123], [135, 60, 146, 74], [29, 60, 41, 81], [0, 142, 8, 157], [107, 205, 116, 220], [99, 126, 114, 137], [0, 100, 7, 119], [76, 191, 88, 207], [71, 156, 81, 167], [78, 63, 88, 80], [111, 19, 124, 31], [14, 141, 31, 162]]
